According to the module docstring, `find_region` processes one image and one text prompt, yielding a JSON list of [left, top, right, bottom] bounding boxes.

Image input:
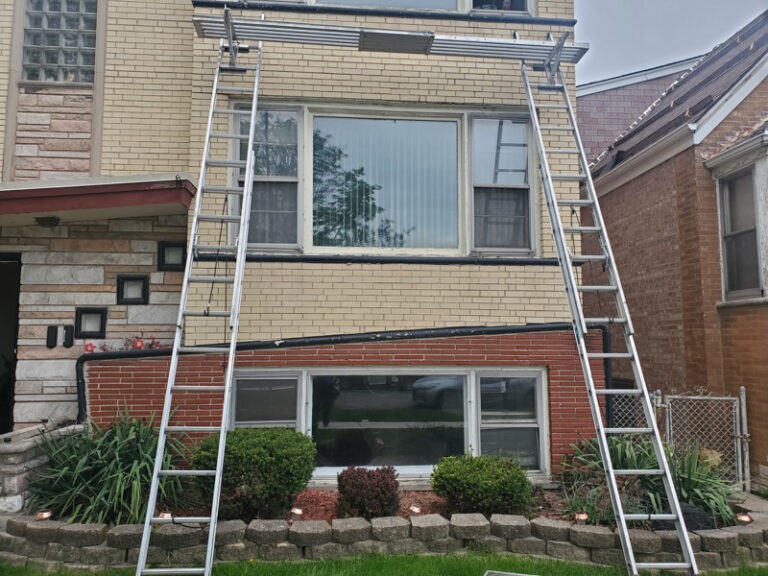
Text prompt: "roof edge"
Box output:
[[576, 56, 702, 96], [704, 128, 768, 170]]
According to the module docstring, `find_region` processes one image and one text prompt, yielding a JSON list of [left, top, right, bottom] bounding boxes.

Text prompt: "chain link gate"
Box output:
[[660, 387, 749, 489]]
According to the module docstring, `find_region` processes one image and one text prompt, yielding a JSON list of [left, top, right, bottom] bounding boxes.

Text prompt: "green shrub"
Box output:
[[562, 437, 735, 526], [431, 454, 533, 516], [336, 465, 400, 519], [26, 413, 184, 525], [192, 428, 316, 521]]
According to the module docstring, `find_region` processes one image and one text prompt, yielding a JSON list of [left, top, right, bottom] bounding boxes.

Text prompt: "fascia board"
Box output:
[[592, 124, 694, 197], [692, 52, 768, 145]]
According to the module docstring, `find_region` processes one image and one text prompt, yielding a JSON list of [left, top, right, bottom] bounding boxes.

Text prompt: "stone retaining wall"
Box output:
[[1, 513, 768, 572]]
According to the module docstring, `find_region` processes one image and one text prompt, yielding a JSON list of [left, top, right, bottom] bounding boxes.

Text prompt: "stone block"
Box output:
[[722, 546, 751, 568], [0, 533, 13, 552], [635, 551, 683, 565], [387, 538, 427, 555], [259, 541, 301, 561], [723, 525, 764, 548], [128, 305, 179, 325], [127, 546, 165, 565], [26, 557, 62, 573], [547, 540, 590, 562], [332, 517, 371, 544], [57, 563, 109, 573], [206, 519, 247, 546], [371, 516, 410, 541], [0, 550, 27, 567], [13, 536, 47, 558], [657, 529, 701, 553], [46, 541, 81, 562], [569, 524, 615, 548], [21, 265, 102, 285], [426, 537, 463, 553], [289, 520, 332, 546], [307, 541, 349, 559], [694, 551, 723, 570], [152, 524, 203, 549], [490, 514, 530, 540], [468, 535, 505, 553], [627, 529, 661, 554], [216, 541, 258, 562], [508, 536, 546, 555], [450, 513, 490, 539], [166, 544, 207, 565], [697, 529, 738, 553], [348, 540, 388, 555], [591, 547, 626, 566], [530, 517, 570, 541], [0, 495, 24, 513], [751, 545, 768, 561], [79, 544, 126, 565], [6, 516, 34, 537], [246, 519, 289, 544], [106, 524, 144, 549], [24, 520, 66, 543], [410, 514, 449, 541], [58, 523, 108, 546]]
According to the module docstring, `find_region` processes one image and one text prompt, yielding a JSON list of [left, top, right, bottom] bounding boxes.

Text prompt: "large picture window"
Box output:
[[720, 170, 760, 299], [233, 368, 547, 477], [239, 106, 530, 255], [23, 0, 97, 83]]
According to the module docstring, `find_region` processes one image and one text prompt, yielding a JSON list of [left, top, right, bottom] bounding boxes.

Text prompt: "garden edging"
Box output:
[[1, 512, 768, 572]]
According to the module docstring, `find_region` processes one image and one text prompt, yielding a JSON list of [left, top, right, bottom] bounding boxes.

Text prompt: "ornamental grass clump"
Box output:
[[336, 465, 400, 519], [192, 427, 316, 521], [26, 412, 185, 525], [431, 454, 533, 517]]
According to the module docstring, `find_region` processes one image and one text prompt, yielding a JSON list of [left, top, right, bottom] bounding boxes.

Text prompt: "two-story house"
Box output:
[[1, 0, 603, 488]]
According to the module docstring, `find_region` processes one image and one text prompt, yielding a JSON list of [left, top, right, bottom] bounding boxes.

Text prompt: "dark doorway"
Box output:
[[0, 255, 21, 434]]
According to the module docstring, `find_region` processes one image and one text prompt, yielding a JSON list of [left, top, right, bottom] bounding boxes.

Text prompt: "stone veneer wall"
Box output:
[[1, 513, 767, 572]]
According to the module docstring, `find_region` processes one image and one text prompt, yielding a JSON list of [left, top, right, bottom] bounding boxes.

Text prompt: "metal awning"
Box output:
[[193, 15, 588, 63]]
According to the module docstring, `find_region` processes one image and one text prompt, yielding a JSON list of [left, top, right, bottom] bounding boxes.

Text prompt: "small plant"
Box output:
[[336, 465, 400, 519], [431, 454, 533, 517], [26, 412, 184, 525], [192, 428, 316, 521]]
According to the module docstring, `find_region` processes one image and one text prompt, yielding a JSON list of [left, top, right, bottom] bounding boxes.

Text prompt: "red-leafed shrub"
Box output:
[[336, 465, 400, 519]]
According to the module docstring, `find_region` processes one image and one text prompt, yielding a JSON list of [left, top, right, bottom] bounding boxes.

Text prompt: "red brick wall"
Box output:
[[85, 329, 606, 473]]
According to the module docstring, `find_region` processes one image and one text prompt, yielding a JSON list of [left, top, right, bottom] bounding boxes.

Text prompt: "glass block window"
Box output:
[[23, 0, 97, 83]]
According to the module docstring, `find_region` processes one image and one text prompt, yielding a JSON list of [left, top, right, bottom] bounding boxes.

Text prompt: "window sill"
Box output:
[[716, 295, 768, 309]]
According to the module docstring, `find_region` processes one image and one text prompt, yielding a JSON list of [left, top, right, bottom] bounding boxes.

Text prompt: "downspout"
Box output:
[[75, 322, 613, 424]]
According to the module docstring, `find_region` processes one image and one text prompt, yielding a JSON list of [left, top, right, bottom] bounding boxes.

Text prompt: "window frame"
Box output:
[[717, 167, 763, 301], [234, 0, 533, 16], [238, 104, 536, 258], [232, 366, 548, 480]]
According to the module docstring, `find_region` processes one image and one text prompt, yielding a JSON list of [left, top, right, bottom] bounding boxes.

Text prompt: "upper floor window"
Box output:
[[473, 0, 527, 10], [719, 169, 761, 299], [316, 0, 459, 8], [23, 0, 97, 83], [239, 106, 532, 256]]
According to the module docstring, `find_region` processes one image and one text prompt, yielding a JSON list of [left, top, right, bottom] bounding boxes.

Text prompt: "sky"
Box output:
[[573, 1, 767, 85]]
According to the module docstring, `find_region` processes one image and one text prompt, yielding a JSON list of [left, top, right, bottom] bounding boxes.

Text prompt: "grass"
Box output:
[[1, 553, 765, 576]]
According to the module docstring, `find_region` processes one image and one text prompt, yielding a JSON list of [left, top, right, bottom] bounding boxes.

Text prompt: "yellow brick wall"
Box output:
[[99, 0, 195, 175]]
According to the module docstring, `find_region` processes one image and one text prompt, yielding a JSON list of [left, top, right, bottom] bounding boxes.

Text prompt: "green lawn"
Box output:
[[0, 554, 764, 576]]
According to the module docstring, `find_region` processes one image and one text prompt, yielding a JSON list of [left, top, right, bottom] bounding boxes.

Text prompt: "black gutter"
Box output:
[[76, 321, 612, 423], [198, 253, 561, 266], [191, 1, 577, 27]]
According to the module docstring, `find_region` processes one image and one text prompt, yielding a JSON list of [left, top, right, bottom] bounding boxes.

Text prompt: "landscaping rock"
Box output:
[[106, 524, 144, 549], [697, 528, 738, 553], [166, 544, 207, 565], [152, 523, 203, 549], [289, 520, 332, 546], [332, 517, 371, 544], [426, 537, 463, 553], [656, 529, 701, 553], [6, 516, 34, 537], [13, 537, 46, 558], [25, 520, 66, 543], [635, 551, 683, 565], [371, 516, 410, 541], [0, 550, 27, 567], [490, 514, 530, 540], [46, 542, 81, 562], [260, 542, 301, 561], [751, 545, 768, 561], [547, 540, 590, 562], [469, 535, 505, 553], [26, 557, 62, 573], [722, 546, 751, 568], [0, 532, 14, 552], [591, 547, 625, 566], [530, 517, 570, 541], [127, 545, 165, 565], [410, 514, 449, 541], [307, 541, 348, 559], [216, 541, 257, 562], [206, 519, 247, 546], [508, 535, 546, 555], [723, 525, 764, 548], [348, 540, 387, 555], [569, 524, 615, 548], [694, 551, 723, 570], [387, 538, 427, 555], [627, 529, 661, 554], [79, 544, 125, 565], [58, 523, 108, 547], [246, 519, 289, 544], [450, 513, 490, 539]]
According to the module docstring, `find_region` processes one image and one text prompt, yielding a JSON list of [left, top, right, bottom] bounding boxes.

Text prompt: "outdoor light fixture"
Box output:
[[574, 511, 588, 524], [289, 507, 303, 524], [408, 502, 423, 515], [736, 512, 753, 525], [35, 510, 52, 520], [158, 512, 173, 520]]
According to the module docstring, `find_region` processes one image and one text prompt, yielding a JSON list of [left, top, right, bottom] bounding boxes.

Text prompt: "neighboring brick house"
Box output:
[[0, 0, 605, 488], [585, 10, 768, 487]]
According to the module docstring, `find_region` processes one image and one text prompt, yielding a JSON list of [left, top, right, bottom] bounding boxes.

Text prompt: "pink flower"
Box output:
[[133, 338, 145, 350], [84, 342, 96, 353]]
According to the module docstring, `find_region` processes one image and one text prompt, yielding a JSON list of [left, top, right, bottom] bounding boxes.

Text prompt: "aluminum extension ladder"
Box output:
[[136, 21, 262, 576], [521, 42, 699, 576]]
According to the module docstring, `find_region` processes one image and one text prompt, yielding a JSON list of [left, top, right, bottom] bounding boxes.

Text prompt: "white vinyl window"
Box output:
[[238, 106, 532, 256], [23, 0, 97, 83], [233, 367, 547, 478]]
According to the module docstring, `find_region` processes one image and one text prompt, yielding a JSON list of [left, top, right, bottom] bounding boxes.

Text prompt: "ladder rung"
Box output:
[[588, 352, 633, 359], [193, 244, 238, 253], [188, 275, 235, 284], [635, 562, 693, 571], [141, 569, 206, 576], [613, 469, 663, 476], [159, 469, 217, 477], [571, 255, 606, 263], [210, 132, 248, 140], [198, 214, 242, 223], [206, 159, 246, 168], [536, 104, 568, 110], [178, 346, 228, 354], [559, 198, 594, 206], [220, 86, 255, 95], [165, 425, 221, 433], [214, 108, 244, 115], [201, 185, 244, 195], [537, 83, 565, 91], [219, 65, 250, 74], [577, 285, 617, 292], [605, 427, 653, 434], [172, 385, 227, 392], [624, 513, 677, 522], [540, 124, 572, 131], [182, 310, 231, 318], [594, 388, 641, 396], [584, 317, 627, 324], [548, 148, 579, 154], [552, 173, 587, 181], [563, 226, 601, 233], [152, 515, 212, 524]]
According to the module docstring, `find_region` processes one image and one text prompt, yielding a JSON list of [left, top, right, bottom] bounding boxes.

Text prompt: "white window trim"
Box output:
[[233, 365, 549, 481], [239, 103, 537, 258]]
